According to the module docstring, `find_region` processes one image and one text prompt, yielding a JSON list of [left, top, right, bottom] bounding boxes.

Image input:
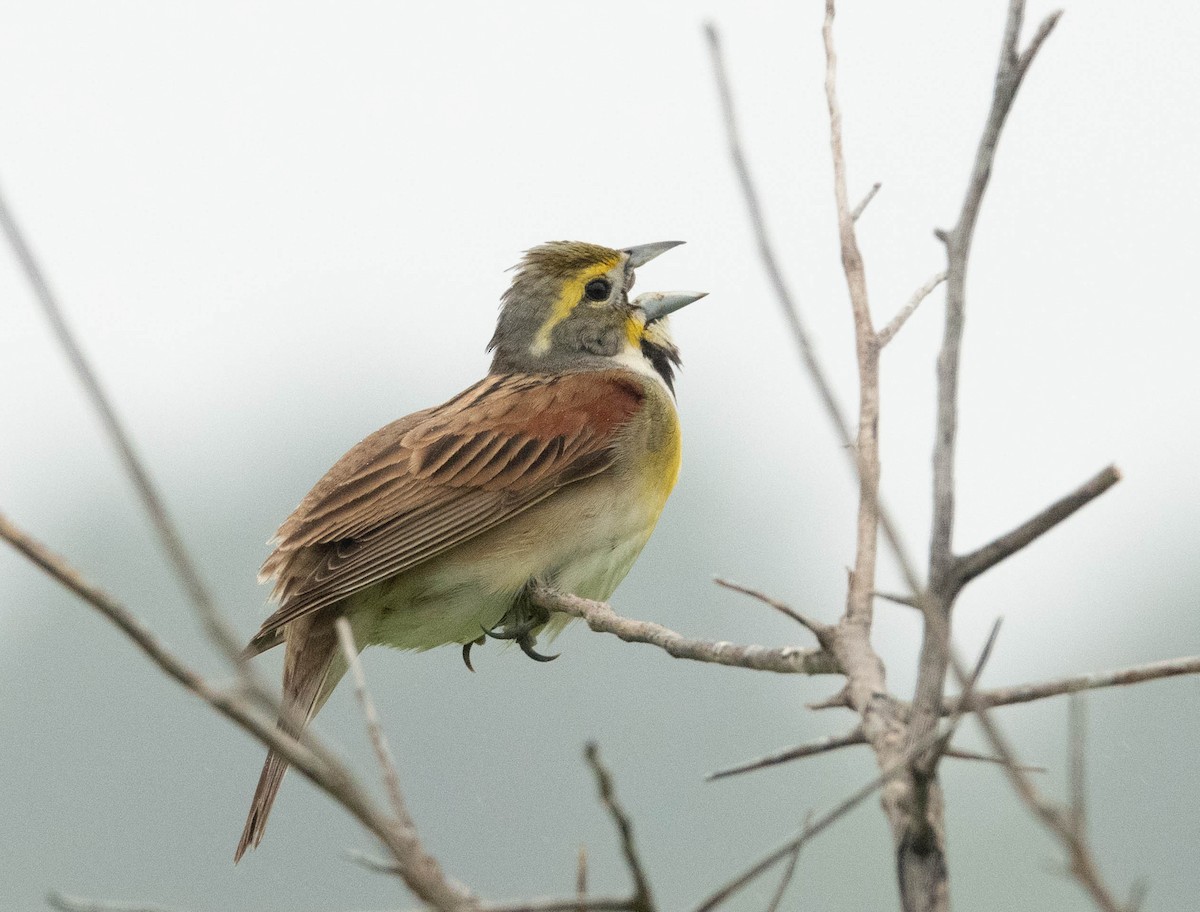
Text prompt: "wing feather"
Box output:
[[248, 371, 645, 651]]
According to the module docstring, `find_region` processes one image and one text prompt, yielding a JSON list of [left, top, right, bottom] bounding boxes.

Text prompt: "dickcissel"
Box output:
[[235, 240, 703, 860]]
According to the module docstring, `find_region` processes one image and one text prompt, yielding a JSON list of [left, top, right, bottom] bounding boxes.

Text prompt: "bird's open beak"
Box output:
[[623, 240, 686, 268], [623, 242, 706, 321], [634, 291, 708, 323]]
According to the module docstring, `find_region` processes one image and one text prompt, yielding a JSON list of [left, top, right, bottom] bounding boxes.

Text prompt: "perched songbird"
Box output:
[[235, 240, 704, 860]]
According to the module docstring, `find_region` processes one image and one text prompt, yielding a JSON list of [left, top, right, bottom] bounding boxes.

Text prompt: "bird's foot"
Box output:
[[480, 590, 558, 663]]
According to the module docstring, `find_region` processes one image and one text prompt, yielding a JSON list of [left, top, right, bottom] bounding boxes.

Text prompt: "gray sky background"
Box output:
[[2, 2, 1198, 911]]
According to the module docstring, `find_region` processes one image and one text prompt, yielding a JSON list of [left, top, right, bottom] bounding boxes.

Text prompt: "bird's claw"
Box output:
[[518, 634, 558, 663], [461, 634, 486, 672]]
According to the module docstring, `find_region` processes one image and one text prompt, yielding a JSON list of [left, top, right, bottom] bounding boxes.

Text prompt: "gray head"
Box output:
[[486, 240, 705, 392]]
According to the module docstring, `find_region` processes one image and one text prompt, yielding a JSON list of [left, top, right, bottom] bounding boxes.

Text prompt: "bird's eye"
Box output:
[[584, 278, 612, 301]]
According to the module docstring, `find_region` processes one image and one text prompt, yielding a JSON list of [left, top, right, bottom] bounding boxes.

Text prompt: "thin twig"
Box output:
[[0, 512, 479, 912], [707, 728, 1045, 783], [851, 182, 882, 221], [928, 1, 1066, 587], [875, 590, 918, 608], [577, 845, 589, 912], [765, 811, 812, 912], [334, 616, 413, 829], [944, 654, 1200, 713], [877, 271, 947, 347], [707, 727, 866, 781], [821, 5, 952, 907], [486, 900, 636, 912], [692, 709, 978, 912], [1068, 695, 1087, 837], [713, 577, 831, 642], [533, 588, 839, 675], [704, 21, 921, 594], [901, 10, 1099, 911], [942, 748, 1045, 773], [0, 183, 248, 670], [920, 618, 1002, 777], [955, 466, 1122, 589], [47, 894, 180, 912], [344, 848, 404, 876], [584, 743, 655, 912], [950, 652, 1129, 912]]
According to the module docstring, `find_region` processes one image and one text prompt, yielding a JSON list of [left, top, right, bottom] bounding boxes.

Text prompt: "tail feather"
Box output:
[[234, 614, 343, 862], [235, 750, 290, 861]]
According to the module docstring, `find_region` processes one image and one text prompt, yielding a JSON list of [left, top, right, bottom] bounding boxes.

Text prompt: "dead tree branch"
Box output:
[[851, 182, 882, 221], [0, 183, 248, 670], [878, 272, 947, 348], [584, 744, 655, 912], [707, 727, 866, 781], [0, 512, 479, 912], [945, 654, 1200, 712], [704, 21, 921, 593], [954, 465, 1121, 590], [951, 656, 1133, 912], [334, 617, 412, 828], [534, 588, 839, 675], [713, 577, 832, 643], [47, 894, 179, 912]]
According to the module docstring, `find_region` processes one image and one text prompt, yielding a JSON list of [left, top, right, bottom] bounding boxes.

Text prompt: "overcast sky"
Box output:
[[2, 3, 1198, 911]]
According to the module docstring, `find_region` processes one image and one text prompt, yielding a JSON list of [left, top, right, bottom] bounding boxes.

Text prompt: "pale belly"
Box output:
[[347, 473, 665, 651]]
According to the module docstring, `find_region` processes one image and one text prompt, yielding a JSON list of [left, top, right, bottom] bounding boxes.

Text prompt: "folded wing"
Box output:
[[247, 370, 645, 653]]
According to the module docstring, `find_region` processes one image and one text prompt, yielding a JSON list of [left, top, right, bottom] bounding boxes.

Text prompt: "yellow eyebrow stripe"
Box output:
[[531, 257, 622, 355]]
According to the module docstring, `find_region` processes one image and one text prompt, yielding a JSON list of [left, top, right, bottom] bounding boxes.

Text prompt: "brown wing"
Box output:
[[247, 370, 645, 652]]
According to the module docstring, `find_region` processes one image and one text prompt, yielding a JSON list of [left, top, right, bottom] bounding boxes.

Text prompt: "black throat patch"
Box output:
[[640, 338, 682, 394]]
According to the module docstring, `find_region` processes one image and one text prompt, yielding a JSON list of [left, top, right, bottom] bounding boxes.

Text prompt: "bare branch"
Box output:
[[1017, 11, 1066, 78], [334, 616, 413, 829], [851, 182, 882, 221], [47, 894, 179, 912], [577, 845, 589, 912], [955, 466, 1121, 589], [584, 743, 655, 912], [805, 686, 851, 711], [704, 20, 921, 594], [944, 654, 1200, 713], [707, 727, 865, 781], [487, 899, 636, 912], [0, 512, 479, 912], [920, 617, 1002, 774], [950, 653, 1130, 912], [713, 577, 831, 643], [1068, 695, 1087, 837], [693, 711, 974, 912], [0, 183, 248, 670], [533, 588, 839, 675], [878, 272, 947, 348], [344, 848, 404, 877], [875, 590, 918, 608], [941, 748, 1045, 773], [930, 2, 1063, 584], [766, 812, 812, 912]]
